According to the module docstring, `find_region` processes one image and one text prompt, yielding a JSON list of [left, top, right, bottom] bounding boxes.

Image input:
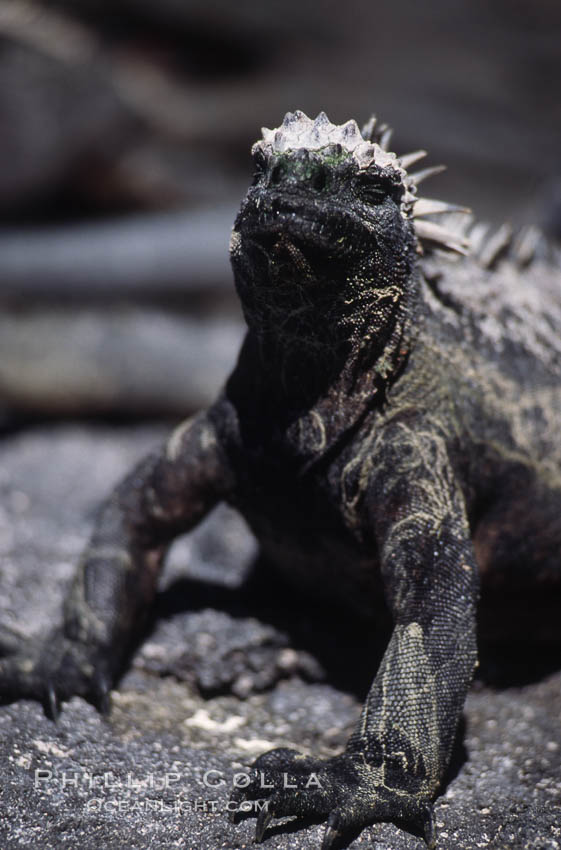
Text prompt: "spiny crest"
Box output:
[[257, 110, 472, 255], [430, 217, 552, 269], [258, 110, 399, 171]]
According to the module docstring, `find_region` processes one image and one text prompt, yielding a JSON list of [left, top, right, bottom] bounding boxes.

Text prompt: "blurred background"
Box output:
[[0, 0, 560, 426]]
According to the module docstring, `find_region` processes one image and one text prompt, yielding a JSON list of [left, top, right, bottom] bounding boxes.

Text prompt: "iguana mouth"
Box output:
[[254, 230, 330, 259], [247, 230, 344, 282], [238, 191, 356, 261], [246, 210, 352, 263]]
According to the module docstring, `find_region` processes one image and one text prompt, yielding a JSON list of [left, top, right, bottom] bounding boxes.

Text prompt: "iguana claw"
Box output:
[[421, 802, 436, 849], [90, 670, 111, 717], [254, 807, 273, 843], [44, 681, 60, 722], [321, 823, 341, 850]]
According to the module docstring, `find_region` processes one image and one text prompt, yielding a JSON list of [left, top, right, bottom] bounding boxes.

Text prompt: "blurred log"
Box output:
[[0, 308, 244, 416], [0, 206, 236, 300]]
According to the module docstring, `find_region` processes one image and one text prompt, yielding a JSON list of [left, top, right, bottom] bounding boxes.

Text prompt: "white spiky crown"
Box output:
[[259, 110, 397, 167], [254, 110, 471, 255]]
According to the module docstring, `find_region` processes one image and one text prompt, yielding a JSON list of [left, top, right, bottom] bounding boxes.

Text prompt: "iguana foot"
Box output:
[[0, 626, 111, 719], [230, 747, 436, 848]]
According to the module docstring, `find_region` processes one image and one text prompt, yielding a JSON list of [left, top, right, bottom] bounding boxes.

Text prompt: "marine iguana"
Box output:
[[1, 111, 560, 848]]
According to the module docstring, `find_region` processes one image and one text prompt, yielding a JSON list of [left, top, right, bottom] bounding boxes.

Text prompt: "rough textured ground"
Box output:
[[1, 424, 560, 849]]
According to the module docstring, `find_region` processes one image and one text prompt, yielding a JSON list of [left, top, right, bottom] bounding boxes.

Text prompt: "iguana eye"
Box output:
[[357, 173, 390, 206], [358, 171, 405, 207], [357, 175, 388, 205]]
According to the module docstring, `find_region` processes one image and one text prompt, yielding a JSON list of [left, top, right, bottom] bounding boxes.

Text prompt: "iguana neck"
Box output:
[[228, 266, 421, 454]]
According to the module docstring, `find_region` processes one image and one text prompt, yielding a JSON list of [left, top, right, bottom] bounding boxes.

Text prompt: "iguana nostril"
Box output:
[[311, 166, 327, 191]]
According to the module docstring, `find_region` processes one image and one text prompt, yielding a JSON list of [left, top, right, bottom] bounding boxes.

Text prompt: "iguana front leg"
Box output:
[[0, 407, 234, 717], [232, 421, 479, 848]]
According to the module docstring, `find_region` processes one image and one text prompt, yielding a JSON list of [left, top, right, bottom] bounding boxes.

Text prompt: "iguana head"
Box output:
[[230, 111, 466, 385]]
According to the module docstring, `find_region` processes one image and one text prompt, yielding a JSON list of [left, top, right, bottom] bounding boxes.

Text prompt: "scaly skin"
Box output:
[[1, 111, 560, 847]]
